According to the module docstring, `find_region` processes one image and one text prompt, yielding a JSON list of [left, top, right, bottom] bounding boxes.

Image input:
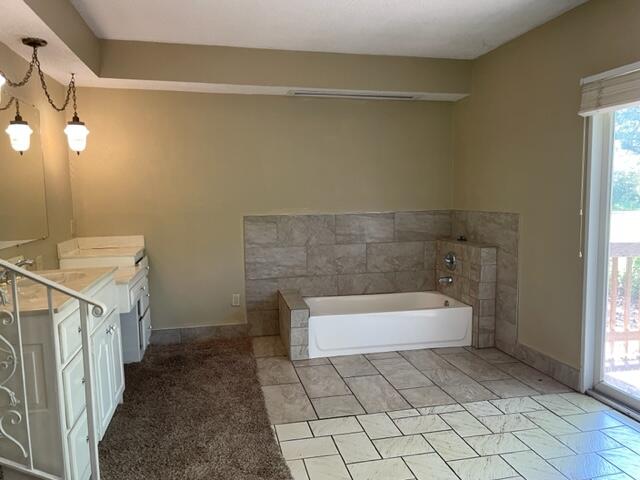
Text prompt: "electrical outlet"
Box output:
[[232, 294, 240, 307]]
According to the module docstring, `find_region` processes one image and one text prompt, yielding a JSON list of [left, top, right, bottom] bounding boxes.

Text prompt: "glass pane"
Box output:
[[604, 105, 640, 399]]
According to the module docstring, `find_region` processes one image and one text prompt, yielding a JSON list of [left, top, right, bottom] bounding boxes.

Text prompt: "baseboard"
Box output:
[[496, 339, 580, 391], [150, 323, 249, 345]]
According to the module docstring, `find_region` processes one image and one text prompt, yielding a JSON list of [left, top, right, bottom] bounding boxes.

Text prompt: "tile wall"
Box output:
[[244, 211, 451, 336]]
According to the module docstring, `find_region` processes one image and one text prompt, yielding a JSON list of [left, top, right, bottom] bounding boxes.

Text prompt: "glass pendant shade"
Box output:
[[5, 116, 33, 154], [64, 115, 89, 154]]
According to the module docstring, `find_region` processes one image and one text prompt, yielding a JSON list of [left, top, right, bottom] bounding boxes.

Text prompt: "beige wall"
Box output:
[[0, 43, 73, 267], [71, 89, 453, 329], [453, 0, 640, 368]]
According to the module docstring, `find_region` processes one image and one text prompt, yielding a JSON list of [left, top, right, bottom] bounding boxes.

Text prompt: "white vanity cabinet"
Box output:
[[58, 236, 152, 363], [2, 268, 123, 480]]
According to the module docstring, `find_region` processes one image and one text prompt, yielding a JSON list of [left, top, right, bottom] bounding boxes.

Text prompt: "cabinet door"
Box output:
[[109, 317, 125, 400], [141, 308, 152, 355], [91, 324, 114, 438]]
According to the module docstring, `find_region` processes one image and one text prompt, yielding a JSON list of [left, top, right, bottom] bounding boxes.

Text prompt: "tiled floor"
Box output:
[[254, 337, 640, 480]]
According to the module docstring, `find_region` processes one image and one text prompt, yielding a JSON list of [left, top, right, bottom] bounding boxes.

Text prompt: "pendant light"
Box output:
[[4, 99, 32, 155], [0, 38, 90, 155]]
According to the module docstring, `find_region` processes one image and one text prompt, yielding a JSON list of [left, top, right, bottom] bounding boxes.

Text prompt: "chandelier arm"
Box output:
[[0, 97, 16, 112], [0, 49, 37, 88]]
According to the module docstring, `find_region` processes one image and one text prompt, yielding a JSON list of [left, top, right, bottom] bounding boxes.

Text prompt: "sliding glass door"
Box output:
[[593, 105, 640, 409]]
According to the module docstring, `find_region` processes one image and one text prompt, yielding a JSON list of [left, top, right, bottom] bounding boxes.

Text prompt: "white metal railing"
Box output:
[[0, 258, 106, 480]]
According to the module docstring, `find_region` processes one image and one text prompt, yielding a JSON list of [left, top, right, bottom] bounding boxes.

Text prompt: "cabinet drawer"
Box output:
[[129, 276, 149, 313], [62, 351, 86, 430], [67, 410, 91, 480], [89, 281, 118, 332], [58, 309, 82, 365]]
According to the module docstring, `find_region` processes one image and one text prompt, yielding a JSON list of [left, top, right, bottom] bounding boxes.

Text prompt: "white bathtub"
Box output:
[[306, 291, 472, 358]]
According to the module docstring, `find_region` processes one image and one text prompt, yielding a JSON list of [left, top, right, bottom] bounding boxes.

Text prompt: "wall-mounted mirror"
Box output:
[[0, 98, 48, 250]]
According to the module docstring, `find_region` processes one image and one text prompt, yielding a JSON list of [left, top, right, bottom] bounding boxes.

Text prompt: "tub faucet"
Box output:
[[438, 276, 453, 286]]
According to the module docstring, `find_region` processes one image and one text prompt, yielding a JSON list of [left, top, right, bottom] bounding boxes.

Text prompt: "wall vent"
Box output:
[[288, 90, 418, 101]]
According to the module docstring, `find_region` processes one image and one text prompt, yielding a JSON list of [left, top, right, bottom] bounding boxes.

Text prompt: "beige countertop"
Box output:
[[59, 246, 144, 259], [4, 267, 116, 314], [113, 265, 147, 286]]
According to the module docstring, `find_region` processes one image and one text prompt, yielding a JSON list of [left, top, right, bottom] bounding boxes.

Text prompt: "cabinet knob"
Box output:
[[148, 325, 152, 330], [86, 436, 90, 443], [81, 377, 86, 384], [141, 286, 147, 291], [77, 326, 82, 333]]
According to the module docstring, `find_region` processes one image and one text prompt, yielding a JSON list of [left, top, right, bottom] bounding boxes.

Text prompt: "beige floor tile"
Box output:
[[463, 401, 503, 417], [345, 375, 411, 413], [423, 367, 476, 386], [373, 434, 433, 457], [512, 428, 574, 458], [333, 432, 380, 463], [365, 351, 401, 360], [479, 414, 537, 433], [387, 408, 420, 419], [563, 412, 623, 432], [276, 422, 313, 442], [296, 365, 350, 398], [356, 413, 402, 439], [464, 433, 529, 455], [599, 448, 640, 479], [294, 358, 330, 367], [441, 382, 498, 403], [557, 430, 622, 454], [441, 353, 511, 382], [449, 455, 518, 480], [502, 451, 566, 480], [394, 414, 450, 435], [308, 416, 362, 436], [252, 336, 286, 357], [497, 363, 570, 394], [371, 357, 433, 389], [304, 455, 350, 480], [262, 384, 317, 424], [419, 404, 465, 415], [287, 459, 309, 480], [311, 395, 365, 419], [404, 452, 459, 480], [399, 385, 455, 408], [531, 394, 585, 416], [281, 437, 338, 460], [400, 348, 452, 370], [482, 379, 538, 398], [559, 393, 611, 412], [347, 457, 414, 480], [440, 411, 492, 437], [256, 356, 299, 386], [523, 410, 580, 435], [602, 426, 640, 455], [489, 397, 544, 414], [329, 355, 377, 377], [466, 348, 518, 364], [548, 452, 621, 480], [423, 430, 478, 461]]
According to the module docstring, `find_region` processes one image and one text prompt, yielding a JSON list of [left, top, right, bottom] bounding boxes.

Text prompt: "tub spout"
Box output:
[[438, 276, 453, 286]]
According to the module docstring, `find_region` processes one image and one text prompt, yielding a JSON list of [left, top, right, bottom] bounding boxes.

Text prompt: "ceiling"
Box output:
[[70, 0, 588, 59]]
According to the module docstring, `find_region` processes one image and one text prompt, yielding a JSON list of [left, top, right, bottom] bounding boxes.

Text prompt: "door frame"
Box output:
[[581, 110, 640, 412]]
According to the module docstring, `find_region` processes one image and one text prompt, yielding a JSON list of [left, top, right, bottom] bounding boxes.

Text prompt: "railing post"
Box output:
[[80, 301, 101, 480], [624, 256, 633, 356]]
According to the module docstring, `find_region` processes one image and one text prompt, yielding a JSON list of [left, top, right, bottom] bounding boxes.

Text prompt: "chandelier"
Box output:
[[0, 38, 89, 155]]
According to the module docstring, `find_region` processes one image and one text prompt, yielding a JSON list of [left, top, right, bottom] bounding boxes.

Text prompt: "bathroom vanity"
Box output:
[[1, 268, 123, 480], [58, 236, 151, 363]]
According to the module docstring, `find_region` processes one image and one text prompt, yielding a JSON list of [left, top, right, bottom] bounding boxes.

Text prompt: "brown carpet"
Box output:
[[99, 337, 293, 480]]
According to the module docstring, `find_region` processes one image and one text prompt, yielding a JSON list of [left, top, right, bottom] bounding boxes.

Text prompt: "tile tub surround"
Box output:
[[436, 239, 497, 349], [244, 211, 452, 336], [451, 211, 518, 350], [279, 290, 311, 361], [254, 337, 640, 480]]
